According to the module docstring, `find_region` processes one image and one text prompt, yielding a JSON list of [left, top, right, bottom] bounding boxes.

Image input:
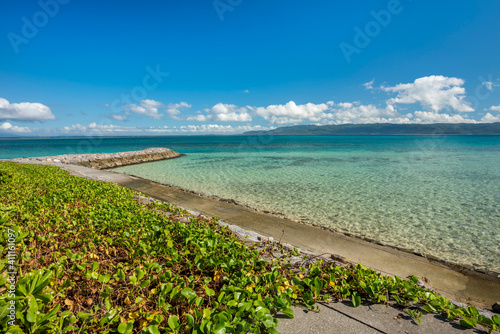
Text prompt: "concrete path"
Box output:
[[276, 302, 488, 334]]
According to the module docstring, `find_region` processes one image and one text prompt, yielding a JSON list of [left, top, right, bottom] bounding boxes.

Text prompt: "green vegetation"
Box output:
[[0, 162, 498, 333], [244, 122, 500, 135]]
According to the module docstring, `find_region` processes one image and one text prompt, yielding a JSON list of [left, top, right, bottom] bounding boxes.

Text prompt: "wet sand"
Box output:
[[112, 171, 500, 310]]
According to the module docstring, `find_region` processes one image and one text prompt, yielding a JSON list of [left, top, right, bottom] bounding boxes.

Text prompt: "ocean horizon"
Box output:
[[2, 134, 499, 274]]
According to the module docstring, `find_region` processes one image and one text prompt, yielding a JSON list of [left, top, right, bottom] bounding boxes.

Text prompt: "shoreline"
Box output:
[[116, 174, 499, 278], [104, 168, 500, 310], [5, 158, 500, 311]]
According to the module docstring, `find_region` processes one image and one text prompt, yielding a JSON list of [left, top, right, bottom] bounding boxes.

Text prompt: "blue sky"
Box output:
[[1, 0, 500, 136]]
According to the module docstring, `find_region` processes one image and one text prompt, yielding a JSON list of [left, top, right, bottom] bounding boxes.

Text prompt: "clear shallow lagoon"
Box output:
[[2, 135, 499, 273]]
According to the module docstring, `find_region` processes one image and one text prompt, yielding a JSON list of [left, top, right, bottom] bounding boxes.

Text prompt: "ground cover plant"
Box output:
[[0, 161, 498, 333]]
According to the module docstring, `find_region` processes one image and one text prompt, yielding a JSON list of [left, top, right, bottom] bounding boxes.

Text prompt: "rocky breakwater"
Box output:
[[14, 147, 182, 169]]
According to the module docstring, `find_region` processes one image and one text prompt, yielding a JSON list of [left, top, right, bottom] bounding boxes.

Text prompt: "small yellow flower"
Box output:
[[329, 281, 335, 288], [128, 311, 140, 319]]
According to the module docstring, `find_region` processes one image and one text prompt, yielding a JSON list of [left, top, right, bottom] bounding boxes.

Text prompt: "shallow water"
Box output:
[[112, 135, 500, 274], [1, 135, 499, 273]]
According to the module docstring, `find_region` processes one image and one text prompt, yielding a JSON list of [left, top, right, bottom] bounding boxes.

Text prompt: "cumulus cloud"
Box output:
[[253, 101, 331, 124], [383, 75, 474, 113], [188, 103, 251, 122], [0, 98, 55, 122], [327, 102, 408, 124], [125, 99, 165, 119], [0, 122, 32, 133], [481, 113, 500, 123], [166, 102, 191, 116], [411, 111, 477, 123], [488, 105, 500, 112]]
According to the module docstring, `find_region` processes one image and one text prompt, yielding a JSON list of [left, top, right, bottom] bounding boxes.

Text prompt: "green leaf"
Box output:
[[186, 313, 195, 328], [136, 268, 145, 280], [422, 304, 436, 313], [460, 317, 477, 329], [352, 293, 361, 308], [117, 269, 126, 279], [181, 287, 196, 299], [0, 302, 10, 321], [168, 315, 180, 331], [117, 322, 133, 333], [466, 306, 479, 318], [145, 325, 161, 334], [282, 308, 294, 319], [205, 286, 215, 297], [139, 280, 151, 288], [78, 312, 91, 320], [4, 326, 25, 334]]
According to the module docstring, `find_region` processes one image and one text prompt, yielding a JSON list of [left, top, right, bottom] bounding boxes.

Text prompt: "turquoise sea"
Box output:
[[1, 135, 499, 273]]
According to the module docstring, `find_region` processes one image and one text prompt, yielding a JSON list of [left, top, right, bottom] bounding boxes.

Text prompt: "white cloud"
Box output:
[[327, 102, 409, 124], [363, 79, 375, 90], [111, 114, 128, 121], [243, 89, 250, 93], [187, 114, 208, 122], [383, 75, 474, 113], [57, 122, 269, 135], [0, 122, 32, 133], [61, 122, 132, 134], [125, 99, 165, 119], [188, 103, 251, 122], [0, 98, 55, 122], [483, 81, 493, 91], [147, 124, 270, 134], [166, 102, 191, 116], [253, 101, 331, 124], [412, 111, 477, 123], [488, 105, 500, 112], [481, 113, 500, 123]]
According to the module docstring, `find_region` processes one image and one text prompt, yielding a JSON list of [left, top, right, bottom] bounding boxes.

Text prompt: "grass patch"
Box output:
[[0, 162, 498, 333]]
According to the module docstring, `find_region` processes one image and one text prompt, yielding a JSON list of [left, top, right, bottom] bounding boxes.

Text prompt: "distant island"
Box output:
[[244, 123, 500, 136]]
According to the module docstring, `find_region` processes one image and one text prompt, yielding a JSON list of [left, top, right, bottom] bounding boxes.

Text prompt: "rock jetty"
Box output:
[[13, 147, 182, 169]]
